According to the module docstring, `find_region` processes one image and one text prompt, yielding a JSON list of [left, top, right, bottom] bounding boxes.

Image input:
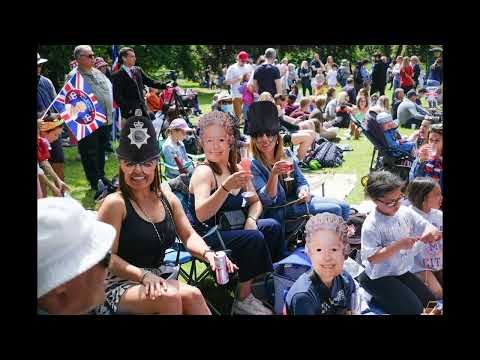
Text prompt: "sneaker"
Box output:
[[232, 293, 273, 315], [76, 154, 81, 161], [105, 154, 109, 161]]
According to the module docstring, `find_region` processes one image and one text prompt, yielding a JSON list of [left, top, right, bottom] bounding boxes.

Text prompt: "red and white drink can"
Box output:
[[214, 251, 229, 285]]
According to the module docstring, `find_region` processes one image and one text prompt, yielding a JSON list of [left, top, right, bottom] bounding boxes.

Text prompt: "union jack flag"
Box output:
[[52, 71, 107, 141], [111, 45, 120, 73]]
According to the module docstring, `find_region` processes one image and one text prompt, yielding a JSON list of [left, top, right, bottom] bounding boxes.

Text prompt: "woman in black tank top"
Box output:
[[94, 115, 237, 315]]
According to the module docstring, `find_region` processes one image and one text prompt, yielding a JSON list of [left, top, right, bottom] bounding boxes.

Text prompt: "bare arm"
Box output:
[[275, 78, 282, 95], [39, 160, 70, 192], [38, 173, 61, 197], [190, 166, 230, 222], [96, 193, 145, 282]]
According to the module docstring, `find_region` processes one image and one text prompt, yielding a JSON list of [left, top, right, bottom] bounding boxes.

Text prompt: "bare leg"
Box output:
[[299, 120, 315, 131], [415, 271, 443, 300], [177, 283, 211, 315], [238, 280, 253, 301], [292, 133, 314, 161], [118, 280, 183, 315]]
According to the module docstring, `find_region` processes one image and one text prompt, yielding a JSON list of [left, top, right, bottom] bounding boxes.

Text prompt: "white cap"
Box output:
[[37, 197, 115, 298], [37, 53, 48, 65]]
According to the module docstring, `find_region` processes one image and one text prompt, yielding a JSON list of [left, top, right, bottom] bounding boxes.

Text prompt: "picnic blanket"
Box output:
[[303, 172, 357, 200]]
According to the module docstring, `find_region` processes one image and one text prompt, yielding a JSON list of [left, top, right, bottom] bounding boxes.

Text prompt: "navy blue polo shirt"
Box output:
[[285, 270, 355, 315]]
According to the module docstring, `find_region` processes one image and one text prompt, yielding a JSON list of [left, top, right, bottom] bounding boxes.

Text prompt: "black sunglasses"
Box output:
[[100, 250, 112, 268]]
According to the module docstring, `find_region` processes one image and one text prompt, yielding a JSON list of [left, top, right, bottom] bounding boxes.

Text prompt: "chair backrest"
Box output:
[[364, 112, 389, 149]]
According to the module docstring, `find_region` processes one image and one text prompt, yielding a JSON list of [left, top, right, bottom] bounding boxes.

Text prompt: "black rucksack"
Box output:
[[346, 208, 367, 246], [304, 140, 344, 168]]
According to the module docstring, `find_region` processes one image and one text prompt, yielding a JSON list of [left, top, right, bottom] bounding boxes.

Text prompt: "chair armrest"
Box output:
[[187, 153, 206, 162]]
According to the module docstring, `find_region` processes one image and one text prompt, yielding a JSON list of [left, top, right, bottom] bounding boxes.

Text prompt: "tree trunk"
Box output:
[[394, 45, 403, 59]]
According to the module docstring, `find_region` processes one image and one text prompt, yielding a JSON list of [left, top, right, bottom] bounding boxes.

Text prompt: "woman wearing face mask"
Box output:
[[188, 111, 284, 315]]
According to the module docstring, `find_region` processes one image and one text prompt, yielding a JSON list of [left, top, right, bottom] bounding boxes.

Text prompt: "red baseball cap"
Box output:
[[237, 51, 249, 61]]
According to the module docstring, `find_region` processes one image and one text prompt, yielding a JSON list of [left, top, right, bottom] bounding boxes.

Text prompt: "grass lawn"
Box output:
[[59, 79, 416, 312]]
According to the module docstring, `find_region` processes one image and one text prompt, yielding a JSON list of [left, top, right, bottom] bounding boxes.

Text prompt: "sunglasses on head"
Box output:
[[100, 250, 111, 268]]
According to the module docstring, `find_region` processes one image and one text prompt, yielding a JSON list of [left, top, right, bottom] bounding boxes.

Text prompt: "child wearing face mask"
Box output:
[[285, 213, 356, 315]]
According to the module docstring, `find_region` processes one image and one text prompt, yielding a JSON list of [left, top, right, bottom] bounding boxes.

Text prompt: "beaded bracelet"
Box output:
[[139, 269, 152, 284]]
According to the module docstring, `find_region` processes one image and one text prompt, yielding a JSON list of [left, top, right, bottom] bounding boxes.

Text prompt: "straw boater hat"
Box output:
[[37, 197, 115, 298], [116, 115, 160, 163]]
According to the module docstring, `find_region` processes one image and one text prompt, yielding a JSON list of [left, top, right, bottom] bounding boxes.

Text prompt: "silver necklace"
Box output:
[[133, 197, 163, 246]]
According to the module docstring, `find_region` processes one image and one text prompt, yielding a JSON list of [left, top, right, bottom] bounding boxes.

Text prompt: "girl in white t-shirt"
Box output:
[[359, 171, 442, 314], [407, 177, 443, 300]]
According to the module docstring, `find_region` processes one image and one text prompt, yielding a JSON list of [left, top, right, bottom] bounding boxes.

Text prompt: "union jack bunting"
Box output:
[[52, 71, 107, 141]]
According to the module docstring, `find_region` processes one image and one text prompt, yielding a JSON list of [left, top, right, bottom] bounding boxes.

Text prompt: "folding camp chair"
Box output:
[[355, 112, 415, 182], [165, 179, 240, 315], [158, 137, 205, 181]]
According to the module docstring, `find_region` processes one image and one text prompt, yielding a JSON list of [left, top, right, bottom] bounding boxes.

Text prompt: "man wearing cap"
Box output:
[[376, 111, 415, 156], [112, 47, 169, 126], [37, 53, 67, 183], [253, 48, 282, 98], [37, 197, 115, 315], [224, 51, 253, 122], [397, 89, 428, 128], [67, 45, 114, 193]]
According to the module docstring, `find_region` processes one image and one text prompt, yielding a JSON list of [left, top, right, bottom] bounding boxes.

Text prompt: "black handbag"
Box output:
[[217, 209, 246, 231]]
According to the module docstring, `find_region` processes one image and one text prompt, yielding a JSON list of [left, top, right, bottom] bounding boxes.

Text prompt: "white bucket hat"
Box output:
[[37, 197, 115, 298], [37, 53, 48, 65]]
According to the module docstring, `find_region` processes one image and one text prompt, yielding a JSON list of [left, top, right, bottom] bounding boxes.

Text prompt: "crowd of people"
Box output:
[[37, 45, 443, 315]]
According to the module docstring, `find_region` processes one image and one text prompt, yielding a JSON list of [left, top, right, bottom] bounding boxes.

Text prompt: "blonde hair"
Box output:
[[305, 213, 351, 257], [315, 95, 327, 110], [299, 98, 310, 108], [337, 91, 349, 104], [258, 92, 274, 102], [378, 95, 390, 111]]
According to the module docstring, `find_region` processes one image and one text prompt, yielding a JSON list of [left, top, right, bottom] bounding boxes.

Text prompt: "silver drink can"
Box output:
[[214, 251, 229, 285]]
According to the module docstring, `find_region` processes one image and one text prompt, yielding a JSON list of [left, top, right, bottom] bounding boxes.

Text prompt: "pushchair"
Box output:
[[353, 111, 415, 182]]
